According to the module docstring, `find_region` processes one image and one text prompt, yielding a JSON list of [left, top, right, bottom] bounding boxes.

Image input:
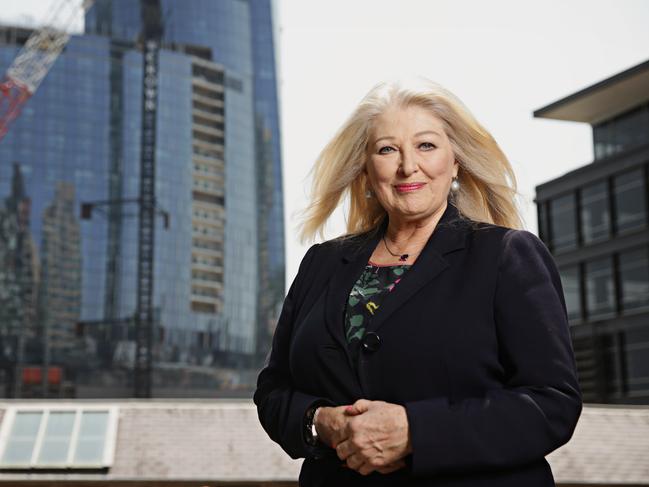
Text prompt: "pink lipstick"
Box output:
[[395, 183, 425, 193]]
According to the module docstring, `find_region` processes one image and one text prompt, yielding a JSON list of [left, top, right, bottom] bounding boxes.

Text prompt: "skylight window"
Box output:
[[0, 406, 118, 469]]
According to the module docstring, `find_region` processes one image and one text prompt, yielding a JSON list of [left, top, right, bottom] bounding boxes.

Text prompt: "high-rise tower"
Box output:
[[0, 0, 284, 397]]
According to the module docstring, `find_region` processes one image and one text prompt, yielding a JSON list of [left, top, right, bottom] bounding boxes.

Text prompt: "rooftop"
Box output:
[[0, 400, 646, 485], [533, 58, 649, 125]]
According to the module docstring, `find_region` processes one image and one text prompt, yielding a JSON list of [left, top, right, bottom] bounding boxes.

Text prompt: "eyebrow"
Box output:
[[373, 130, 442, 145]]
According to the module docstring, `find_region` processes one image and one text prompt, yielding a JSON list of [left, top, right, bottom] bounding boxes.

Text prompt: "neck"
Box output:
[[384, 202, 448, 250]]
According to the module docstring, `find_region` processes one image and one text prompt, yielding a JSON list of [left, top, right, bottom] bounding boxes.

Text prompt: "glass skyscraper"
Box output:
[[0, 0, 284, 398]]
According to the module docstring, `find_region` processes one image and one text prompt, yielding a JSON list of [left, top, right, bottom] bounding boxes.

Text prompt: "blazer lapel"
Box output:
[[323, 219, 387, 370], [324, 202, 470, 359], [367, 203, 469, 334], [326, 203, 469, 350]]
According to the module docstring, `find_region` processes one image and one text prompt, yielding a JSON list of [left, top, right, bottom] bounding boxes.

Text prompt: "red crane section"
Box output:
[[0, 0, 95, 141]]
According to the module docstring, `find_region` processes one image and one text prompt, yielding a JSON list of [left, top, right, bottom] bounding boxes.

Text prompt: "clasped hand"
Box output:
[[313, 399, 412, 476]]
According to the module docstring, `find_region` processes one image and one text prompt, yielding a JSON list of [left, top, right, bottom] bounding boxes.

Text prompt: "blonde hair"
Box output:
[[297, 77, 523, 243]]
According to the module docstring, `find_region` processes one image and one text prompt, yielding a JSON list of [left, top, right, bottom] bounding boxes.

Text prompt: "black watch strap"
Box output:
[[303, 404, 320, 446]]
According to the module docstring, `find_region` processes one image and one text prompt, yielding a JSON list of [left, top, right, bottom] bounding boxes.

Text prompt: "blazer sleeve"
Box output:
[[404, 229, 583, 476], [253, 243, 336, 460]]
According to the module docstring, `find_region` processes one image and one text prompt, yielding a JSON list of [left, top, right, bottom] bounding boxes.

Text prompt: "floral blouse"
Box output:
[[343, 260, 412, 367]]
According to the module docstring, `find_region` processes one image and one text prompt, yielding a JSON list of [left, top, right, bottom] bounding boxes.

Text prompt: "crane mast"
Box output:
[[134, 0, 163, 398]]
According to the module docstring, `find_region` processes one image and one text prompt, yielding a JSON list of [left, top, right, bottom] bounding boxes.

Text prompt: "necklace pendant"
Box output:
[[399, 254, 409, 262]]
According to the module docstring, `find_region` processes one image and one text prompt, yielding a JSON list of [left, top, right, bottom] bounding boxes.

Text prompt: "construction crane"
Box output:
[[76, 0, 166, 398], [0, 0, 95, 398], [0, 0, 94, 141], [134, 0, 163, 398]]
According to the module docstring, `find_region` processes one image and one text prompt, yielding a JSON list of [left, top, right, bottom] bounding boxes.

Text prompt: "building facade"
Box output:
[[85, 0, 286, 362], [534, 59, 649, 404], [0, 0, 284, 398]]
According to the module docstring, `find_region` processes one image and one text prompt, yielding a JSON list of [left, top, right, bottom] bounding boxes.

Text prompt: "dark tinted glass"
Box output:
[[585, 257, 616, 317], [550, 193, 578, 252], [619, 247, 649, 312], [559, 266, 582, 322], [614, 169, 647, 234], [580, 181, 610, 244]]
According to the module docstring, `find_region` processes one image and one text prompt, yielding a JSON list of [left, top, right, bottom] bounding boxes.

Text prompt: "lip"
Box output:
[[394, 183, 426, 193]]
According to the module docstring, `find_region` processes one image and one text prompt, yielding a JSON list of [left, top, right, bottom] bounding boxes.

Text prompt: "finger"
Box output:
[[331, 428, 353, 450], [336, 436, 375, 461], [345, 452, 366, 472], [376, 459, 406, 474], [335, 439, 364, 462], [330, 434, 347, 450], [335, 439, 352, 461], [351, 398, 372, 413], [351, 454, 390, 476], [357, 461, 375, 476], [344, 405, 363, 416]]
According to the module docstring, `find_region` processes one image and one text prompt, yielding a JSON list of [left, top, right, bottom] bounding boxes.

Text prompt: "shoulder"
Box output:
[[296, 242, 322, 276], [289, 235, 364, 304], [317, 225, 381, 256], [458, 223, 562, 304], [459, 220, 551, 266], [469, 226, 559, 288], [293, 235, 351, 279], [463, 219, 545, 248], [294, 227, 380, 281], [496, 228, 556, 278]]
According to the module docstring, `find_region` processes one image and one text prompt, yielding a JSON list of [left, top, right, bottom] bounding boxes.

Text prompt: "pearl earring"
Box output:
[[365, 189, 373, 199], [451, 177, 460, 191]]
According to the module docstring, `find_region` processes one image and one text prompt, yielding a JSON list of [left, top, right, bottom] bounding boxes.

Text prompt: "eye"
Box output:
[[419, 142, 436, 150], [378, 146, 395, 154]]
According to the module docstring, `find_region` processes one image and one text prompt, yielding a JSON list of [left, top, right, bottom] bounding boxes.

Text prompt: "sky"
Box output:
[[1, 0, 649, 288]]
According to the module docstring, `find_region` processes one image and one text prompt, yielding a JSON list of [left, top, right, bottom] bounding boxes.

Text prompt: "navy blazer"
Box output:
[[254, 202, 583, 486]]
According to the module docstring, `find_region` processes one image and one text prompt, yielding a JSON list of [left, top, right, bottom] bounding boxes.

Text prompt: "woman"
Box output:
[[254, 78, 583, 486]]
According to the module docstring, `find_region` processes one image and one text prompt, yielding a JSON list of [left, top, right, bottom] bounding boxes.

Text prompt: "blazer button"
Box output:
[[361, 332, 381, 353]]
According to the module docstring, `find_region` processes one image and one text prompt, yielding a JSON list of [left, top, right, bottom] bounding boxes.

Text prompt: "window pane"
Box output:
[[594, 333, 623, 398], [73, 411, 108, 464], [619, 248, 649, 312], [559, 266, 581, 322], [614, 169, 647, 233], [550, 193, 578, 252], [1, 412, 43, 464], [593, 121, 616, 160], [625, 328, 649, 394], [593, 103, 649, 160], [626, 343, 649, 394], [580, 181, 610, 244], [585, 257, 616, 317], [617, 106, 645, 152], [37, 412, 75, 464]]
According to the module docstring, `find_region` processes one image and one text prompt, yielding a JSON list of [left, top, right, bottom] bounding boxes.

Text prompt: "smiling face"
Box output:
[[364, 103, 459, 225]]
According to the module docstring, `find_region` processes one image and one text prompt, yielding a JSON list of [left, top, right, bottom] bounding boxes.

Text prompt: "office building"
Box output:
[[534, 59, 649, 404], [0, 0, 284, 397]]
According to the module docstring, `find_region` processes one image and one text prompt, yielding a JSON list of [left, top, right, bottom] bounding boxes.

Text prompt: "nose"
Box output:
[[399, 146, 418, 176]]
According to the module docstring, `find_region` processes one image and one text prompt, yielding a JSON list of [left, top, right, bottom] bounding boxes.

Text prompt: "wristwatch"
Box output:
[[304, 405, 321, 446]]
